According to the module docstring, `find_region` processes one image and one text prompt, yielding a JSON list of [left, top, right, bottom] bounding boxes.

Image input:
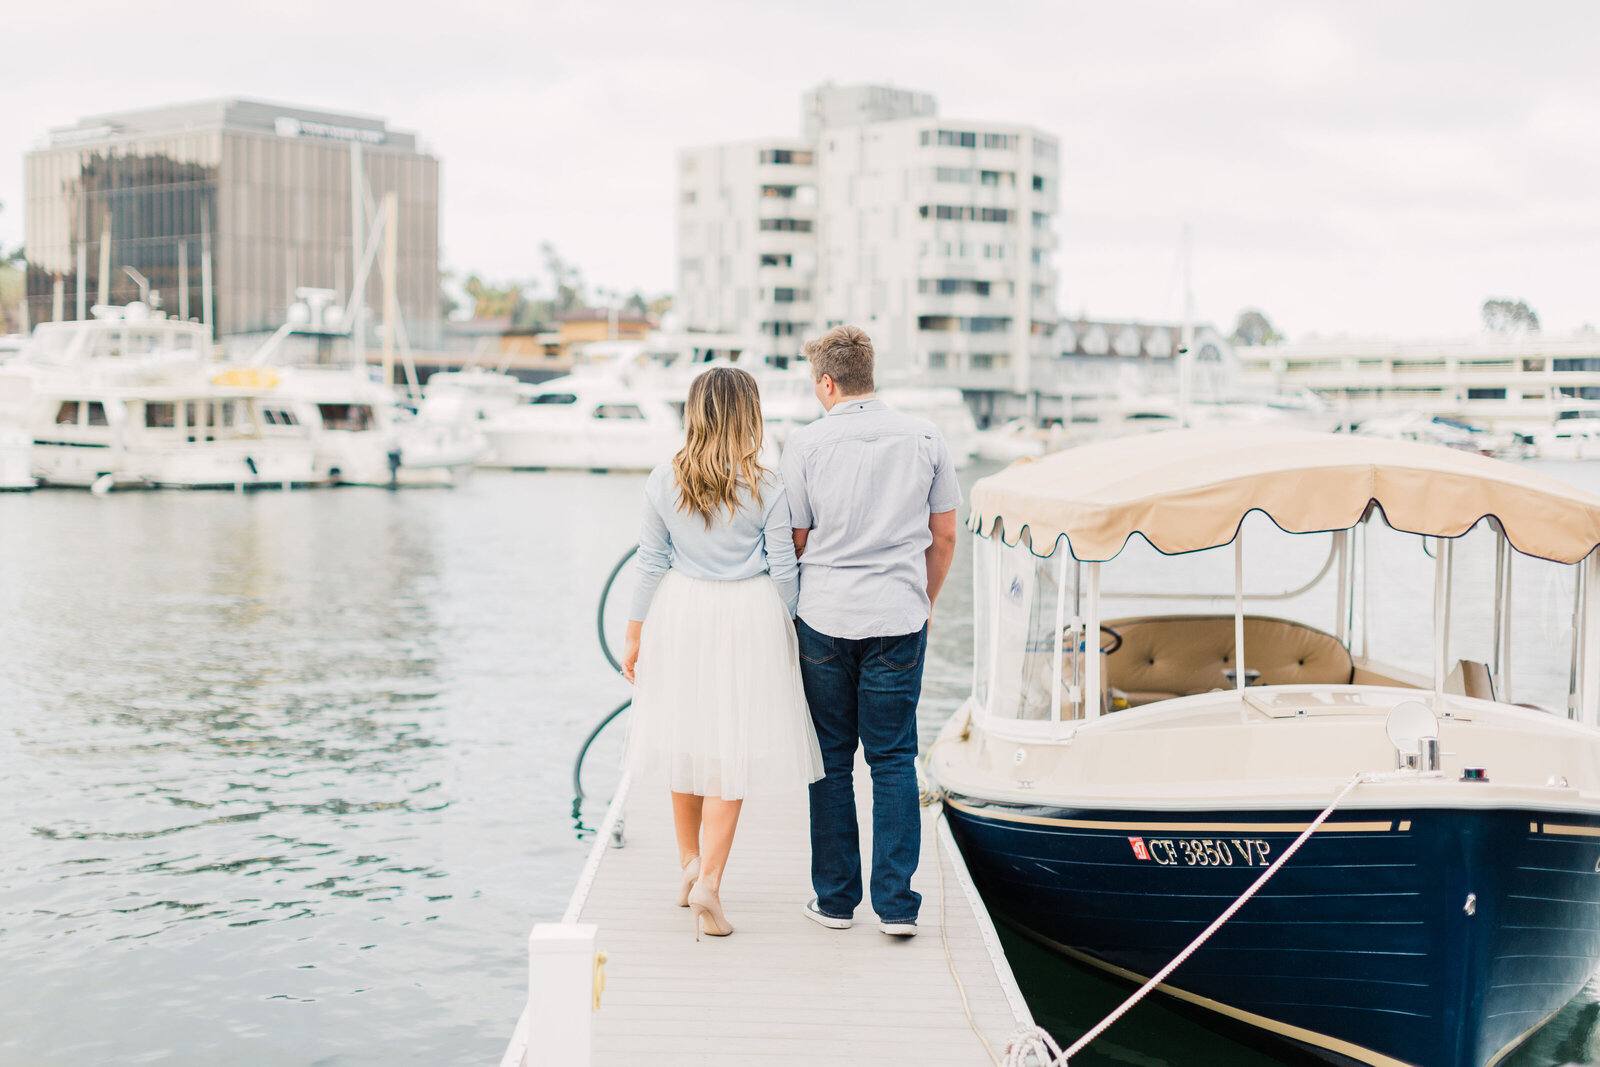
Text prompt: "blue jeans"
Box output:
[[796, 617, 926, 925]]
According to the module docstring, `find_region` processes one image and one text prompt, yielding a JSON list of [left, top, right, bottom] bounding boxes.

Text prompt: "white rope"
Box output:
[[998, 770, 1372, 1066], [934, 784, 1003, 1065]]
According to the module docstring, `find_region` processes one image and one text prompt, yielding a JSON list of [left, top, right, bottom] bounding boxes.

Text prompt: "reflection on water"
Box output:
[[2, 460, 1598, 1065], [0, 476, 642, 1065]]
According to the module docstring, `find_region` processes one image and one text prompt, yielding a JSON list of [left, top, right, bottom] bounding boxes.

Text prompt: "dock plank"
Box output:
[[577, 764, 1027, 1065]]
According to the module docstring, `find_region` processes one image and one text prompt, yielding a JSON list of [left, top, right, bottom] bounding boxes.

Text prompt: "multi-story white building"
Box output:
[[675, 84, 1060, 406], [677, 140, 818, 365]]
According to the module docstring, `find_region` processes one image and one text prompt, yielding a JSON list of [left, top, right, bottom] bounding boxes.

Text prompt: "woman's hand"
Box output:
[[621, 620, 643, 683]]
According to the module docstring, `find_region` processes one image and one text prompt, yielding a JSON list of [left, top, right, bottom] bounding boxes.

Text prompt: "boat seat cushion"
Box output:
[[1104, 615, 1354, 705]]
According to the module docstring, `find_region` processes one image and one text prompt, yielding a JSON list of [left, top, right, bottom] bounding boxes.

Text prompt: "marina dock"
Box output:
[[501, 762, 1033, 1065]]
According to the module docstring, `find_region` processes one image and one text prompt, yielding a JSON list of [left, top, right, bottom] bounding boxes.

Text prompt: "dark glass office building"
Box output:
[[25, 99, 440, 344]]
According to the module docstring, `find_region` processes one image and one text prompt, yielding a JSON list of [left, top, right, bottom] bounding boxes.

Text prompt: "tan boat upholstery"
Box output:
[[1105, 614, 1354, 706]]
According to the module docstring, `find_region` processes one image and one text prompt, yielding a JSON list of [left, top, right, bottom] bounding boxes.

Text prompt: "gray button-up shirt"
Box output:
[[780, 398, 960, 640]]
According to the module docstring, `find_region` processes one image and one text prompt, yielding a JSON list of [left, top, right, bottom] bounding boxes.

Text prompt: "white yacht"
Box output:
[[879, 386, 979, 467], [268, 365, 489, 488], [419, 367, 523, 424], [1532, 407, 1600, 461], [974, 419, 1053, 462], [478, 372, 685, 472], [1, 307, 320, 490]]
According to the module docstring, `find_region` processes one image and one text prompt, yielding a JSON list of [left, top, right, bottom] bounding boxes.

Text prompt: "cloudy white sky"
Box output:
[[2, 0, 1596, 339]]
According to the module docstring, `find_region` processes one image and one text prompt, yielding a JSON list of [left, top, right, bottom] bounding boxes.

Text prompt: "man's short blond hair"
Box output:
[[806, 325, 875, 396]]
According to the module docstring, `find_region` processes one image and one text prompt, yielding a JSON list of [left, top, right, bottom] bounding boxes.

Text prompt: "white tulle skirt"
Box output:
[[626, 571, 824, 800]]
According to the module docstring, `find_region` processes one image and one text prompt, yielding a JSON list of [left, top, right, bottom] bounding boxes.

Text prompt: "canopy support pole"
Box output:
[[1582, 551, 1600, 727], [1084, 563, 1102, 721], [985, 534, 1003, 722], [1050, 546, 1069, 728], [1432, 537, 1453, 707], [1233, 532, 1246, 696], [1492, 527, 1511, 702], [1334, 529, 1350, 648]]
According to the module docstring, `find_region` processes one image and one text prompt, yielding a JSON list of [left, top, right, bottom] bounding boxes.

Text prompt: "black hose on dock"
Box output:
[[572, 544, 639, 803]]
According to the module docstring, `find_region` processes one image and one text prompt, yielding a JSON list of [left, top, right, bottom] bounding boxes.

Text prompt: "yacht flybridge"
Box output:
[[930, 428, 1600, 1067]]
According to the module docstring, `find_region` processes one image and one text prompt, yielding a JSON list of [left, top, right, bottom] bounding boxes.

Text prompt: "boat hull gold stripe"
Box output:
[[1033, 934, 1415, 1067], [944, 796, 1393, 834], [1538, 822, 1600, 838]]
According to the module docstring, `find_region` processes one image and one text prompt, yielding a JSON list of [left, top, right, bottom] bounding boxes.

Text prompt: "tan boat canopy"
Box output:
[[968, 428, 1600, 565]]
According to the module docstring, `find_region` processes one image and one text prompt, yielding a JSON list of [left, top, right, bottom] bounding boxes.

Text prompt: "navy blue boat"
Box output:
[[934, 429, 1600, 1067], [943, 794, 1600, 1066]]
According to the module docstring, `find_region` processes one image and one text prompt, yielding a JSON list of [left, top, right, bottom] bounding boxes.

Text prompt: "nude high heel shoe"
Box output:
[[677, 856, 700, 908], [688, 881, 734, 940]]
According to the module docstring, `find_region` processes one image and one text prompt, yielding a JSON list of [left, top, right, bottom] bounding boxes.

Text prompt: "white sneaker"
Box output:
[[880, 921, 918, 937], [803, 899, 852, 929]]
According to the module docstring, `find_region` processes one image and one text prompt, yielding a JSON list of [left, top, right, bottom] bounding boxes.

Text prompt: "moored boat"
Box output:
[[929, 428, 1600, 1067]]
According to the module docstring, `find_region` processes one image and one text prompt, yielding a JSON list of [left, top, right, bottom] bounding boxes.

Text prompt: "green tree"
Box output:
[[1230, 309, 1282, 346], [1482, 298, 1540, 333]]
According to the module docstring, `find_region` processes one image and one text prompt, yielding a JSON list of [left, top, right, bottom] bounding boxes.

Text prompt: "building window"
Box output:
[[983, 244, 1008, 260], [1554, 358, 1600, 373], [759, 218, 813, 232], [934, 166, 974, 183], [1033, 138, 1058, 161], [927, 351, 949, 369], [761, 185, 798, 198], [1031, 248, 1048, 264], [262, 407, 299, 426], [1032, 175, 1048, 192], [917, 316, 1011, 333], [759, 148, 813, 165], [1032, 211, 1050, 229], [1559, 387, 1600, 400], [762, 321, 806, 336], [918, 205, 1011, 223], [759, 253, 792, 268], [925, 129, 979, 148], [919, 278, 991, 296], [1522, 359, 1546, 372], [982, 133, 1017, 150], [1030, 321, 1055, 337], [979, 170, 1013, 187], [1467, 388, 1507, 400], [772, 287, 811, 303]]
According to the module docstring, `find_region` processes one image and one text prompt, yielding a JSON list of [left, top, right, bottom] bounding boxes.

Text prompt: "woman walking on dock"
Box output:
[[622, 366, 823, 940]]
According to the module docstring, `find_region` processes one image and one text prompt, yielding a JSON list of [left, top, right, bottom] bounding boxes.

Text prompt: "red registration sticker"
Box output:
[[1128, 837, 1150, 861]]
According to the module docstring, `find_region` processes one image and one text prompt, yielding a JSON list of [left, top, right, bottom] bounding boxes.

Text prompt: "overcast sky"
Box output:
[[2, 0, 1595, 340]]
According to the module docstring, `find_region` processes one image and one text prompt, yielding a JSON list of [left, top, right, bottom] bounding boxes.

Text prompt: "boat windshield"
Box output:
[[973, 510, 1585, 731]]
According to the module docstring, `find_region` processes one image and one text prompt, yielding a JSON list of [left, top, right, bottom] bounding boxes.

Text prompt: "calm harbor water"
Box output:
[[1, 459, 1597, 1066]]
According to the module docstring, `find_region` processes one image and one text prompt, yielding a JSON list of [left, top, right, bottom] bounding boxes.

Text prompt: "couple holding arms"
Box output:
[[622, 325, 961, 940]]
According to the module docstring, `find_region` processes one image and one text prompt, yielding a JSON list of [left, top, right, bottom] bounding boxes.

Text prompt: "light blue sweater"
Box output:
[[629, 464, 799, 622]]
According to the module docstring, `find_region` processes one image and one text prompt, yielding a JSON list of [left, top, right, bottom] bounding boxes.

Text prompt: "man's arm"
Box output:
[[792, 528, 809, 557], [925, 509, 958, 613]]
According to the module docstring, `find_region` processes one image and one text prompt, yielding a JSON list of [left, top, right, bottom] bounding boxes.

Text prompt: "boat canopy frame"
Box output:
[[967, 430, 1600, 742]]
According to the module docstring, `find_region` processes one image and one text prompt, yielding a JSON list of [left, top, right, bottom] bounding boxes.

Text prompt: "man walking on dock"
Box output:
[[782, 325, 960, 936]]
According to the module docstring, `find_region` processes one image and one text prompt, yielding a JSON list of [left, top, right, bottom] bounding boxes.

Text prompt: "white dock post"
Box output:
[[524, 922, 599, 1067]]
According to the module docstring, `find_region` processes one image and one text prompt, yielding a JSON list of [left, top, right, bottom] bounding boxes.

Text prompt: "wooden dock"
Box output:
[[502, 761, 1034, 1065]]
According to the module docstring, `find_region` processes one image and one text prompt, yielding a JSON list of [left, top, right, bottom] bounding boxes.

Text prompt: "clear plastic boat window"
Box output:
[[987, 531, 1072, 722]]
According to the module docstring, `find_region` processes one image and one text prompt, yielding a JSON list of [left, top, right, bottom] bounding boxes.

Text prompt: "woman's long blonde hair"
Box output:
[[673, 366, 766, 526]]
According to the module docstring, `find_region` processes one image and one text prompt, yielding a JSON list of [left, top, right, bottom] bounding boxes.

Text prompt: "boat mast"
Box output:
[[1178, 223, 1193, 430]]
